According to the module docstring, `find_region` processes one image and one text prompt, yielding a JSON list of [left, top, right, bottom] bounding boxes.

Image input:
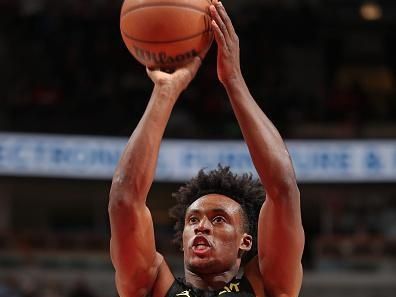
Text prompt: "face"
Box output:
[[182, 194, 252, 274]]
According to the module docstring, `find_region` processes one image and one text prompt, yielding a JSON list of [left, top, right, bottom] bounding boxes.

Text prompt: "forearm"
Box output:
[[224, 76, 297, 198], [110, 85, 179, 204]]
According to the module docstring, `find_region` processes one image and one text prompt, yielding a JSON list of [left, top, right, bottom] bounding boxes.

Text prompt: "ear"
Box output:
[[239, 233, 253, 252]]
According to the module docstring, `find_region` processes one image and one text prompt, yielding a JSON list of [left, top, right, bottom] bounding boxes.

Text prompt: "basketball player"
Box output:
[[108, 1, 305, 297]]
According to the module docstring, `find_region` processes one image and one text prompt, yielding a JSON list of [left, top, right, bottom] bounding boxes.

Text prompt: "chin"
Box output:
[[186, 258, 225, 274]]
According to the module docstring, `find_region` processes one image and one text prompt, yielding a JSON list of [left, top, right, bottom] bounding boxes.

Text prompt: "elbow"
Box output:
[[258, 153, 299, 202], [108, 171, 148, 217], [266, 174, 300, 202], [281, 177, 300, 199], [110, 170, 149, 201], [108, 175, 134, 215], [108, 191, 133, 217]]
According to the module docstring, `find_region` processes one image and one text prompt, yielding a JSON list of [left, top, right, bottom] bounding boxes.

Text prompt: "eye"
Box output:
[[188, 216, 199, 224], [212, 216, 226, 224]]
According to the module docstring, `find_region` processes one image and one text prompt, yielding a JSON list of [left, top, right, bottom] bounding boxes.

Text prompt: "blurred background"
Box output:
[[1, 0, 396, 296]]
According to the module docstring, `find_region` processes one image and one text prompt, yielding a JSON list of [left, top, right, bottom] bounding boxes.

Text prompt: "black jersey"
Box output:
[[165, 275, 256, 297]]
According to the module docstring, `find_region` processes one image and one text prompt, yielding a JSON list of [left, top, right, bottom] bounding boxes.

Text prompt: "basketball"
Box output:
[[120, 0, 213, 69]]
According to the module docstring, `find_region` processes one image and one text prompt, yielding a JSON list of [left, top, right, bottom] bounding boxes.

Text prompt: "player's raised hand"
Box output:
[[146, 57, 202, 96], [210, 0, 241, 85]]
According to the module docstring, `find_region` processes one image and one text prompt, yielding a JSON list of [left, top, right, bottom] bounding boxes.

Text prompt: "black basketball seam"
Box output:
[[121, 28, 213, 44], [121, 2, 211, 17]]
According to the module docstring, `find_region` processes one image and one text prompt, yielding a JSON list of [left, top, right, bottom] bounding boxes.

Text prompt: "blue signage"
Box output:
[[0, 133, 396, 182]]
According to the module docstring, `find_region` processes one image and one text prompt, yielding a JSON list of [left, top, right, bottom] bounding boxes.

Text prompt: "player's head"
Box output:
[[169, 165, 265, 273]]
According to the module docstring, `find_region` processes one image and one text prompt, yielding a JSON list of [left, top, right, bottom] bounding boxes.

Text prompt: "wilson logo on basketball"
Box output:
[[120, 0, 213, 68], [133, 46, 199, 65]]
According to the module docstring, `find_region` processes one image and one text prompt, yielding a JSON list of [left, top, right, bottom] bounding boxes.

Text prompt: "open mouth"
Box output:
[[192, 235, 211, 247], [192, 236, 211, 254]]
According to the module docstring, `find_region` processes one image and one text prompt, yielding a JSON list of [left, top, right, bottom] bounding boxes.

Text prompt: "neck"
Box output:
[[184, 262, 240, 291]]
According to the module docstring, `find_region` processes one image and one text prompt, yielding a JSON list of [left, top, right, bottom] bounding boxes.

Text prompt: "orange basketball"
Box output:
[[120, 0, 213, 69]]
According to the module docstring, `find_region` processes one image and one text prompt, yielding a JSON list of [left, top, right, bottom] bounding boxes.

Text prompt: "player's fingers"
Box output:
[[212, 0, 235, 39], [211, 19, 228, 51], [146, 67, 155, 80], [210, 4, 231, 46], [146, 67, 168, 83], [189, 56, 202, 75], [175, 56, 202, 81]]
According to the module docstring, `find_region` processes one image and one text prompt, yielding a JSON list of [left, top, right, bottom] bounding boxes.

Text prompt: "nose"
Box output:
[[194, 217, 211, 235]]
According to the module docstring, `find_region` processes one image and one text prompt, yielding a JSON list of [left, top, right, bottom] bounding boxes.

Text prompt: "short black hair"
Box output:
[[169, 165, 265, 262]]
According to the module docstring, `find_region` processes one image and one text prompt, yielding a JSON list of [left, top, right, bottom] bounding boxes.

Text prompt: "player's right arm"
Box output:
[[108, 58, 202, 297]]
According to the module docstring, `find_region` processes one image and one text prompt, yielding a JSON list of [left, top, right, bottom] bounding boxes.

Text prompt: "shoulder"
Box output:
[[151, 255, 176, 297], [243, 256, 303, 297], [162, 278, 191, 297], [243, 256, 266, 297]]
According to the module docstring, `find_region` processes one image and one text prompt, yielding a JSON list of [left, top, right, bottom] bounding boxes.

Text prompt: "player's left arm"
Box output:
[[210, 2, 305, 297]]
